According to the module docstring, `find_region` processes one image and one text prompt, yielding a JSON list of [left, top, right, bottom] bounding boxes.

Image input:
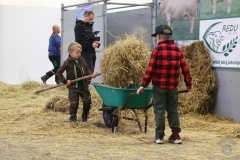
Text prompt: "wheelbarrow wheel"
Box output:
[[102, 104, 114, 128]]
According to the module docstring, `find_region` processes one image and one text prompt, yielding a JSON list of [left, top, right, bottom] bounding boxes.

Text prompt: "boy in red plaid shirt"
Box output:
[[137, 25, 193, 144]]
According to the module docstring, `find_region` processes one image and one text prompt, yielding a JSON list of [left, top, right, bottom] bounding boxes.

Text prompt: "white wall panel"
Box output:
[[0, 5, 60, 84]]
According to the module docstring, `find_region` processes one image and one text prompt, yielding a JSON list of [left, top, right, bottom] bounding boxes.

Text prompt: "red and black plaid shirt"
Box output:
[[142, 40, 192, 89]]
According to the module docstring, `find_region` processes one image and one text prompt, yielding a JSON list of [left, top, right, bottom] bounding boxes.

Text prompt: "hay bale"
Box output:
[[100, 35, 150, 88], [45, 96, 69, 112], [178, 41, 217, 114]]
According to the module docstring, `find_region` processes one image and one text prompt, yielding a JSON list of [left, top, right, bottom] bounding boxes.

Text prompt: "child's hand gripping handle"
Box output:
[[34, 73, 101, 94]]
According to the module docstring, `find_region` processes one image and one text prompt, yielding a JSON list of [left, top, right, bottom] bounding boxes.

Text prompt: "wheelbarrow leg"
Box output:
[[131, 109, 142, 132], [144, 109, 148, 133], [112, 109, 119, 133], [143, 103, 152, 133]]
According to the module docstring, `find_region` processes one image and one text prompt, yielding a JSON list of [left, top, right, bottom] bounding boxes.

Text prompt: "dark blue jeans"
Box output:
[[153, 86, 181, 138]]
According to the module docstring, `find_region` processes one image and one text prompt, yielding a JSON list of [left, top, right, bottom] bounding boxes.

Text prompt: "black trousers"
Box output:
[[81, 52, 96, 73], [68, 87, 92, 117], [46, 55, 60, 83]]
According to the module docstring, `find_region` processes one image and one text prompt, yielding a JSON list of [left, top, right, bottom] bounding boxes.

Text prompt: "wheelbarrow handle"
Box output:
[[122, 92, 146, 110], [178, 89, 188, 94], [122, 90, 187, 110]]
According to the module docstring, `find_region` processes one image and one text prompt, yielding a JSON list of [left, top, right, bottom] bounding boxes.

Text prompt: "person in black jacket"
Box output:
[[74, 11, 100, 74]]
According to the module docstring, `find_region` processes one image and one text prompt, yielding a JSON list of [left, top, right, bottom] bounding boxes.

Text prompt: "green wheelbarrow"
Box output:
[[92, 83, 188, 133], [92, 83, 153, 133]]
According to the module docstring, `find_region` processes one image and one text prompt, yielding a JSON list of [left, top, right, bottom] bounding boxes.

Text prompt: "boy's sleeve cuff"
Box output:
[[63, 80, 67, 84]]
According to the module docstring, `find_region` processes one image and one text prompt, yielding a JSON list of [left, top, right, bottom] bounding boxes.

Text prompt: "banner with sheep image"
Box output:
[[200, 0, 240, 20], [200, 17, 240, 68], [156, 0, 240, 41], [156, 0, 200, 40]]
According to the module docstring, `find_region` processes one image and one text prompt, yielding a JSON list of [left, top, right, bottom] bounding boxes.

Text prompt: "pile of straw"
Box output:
[[178, 41, 217, 114], [45, 96, 69, 112], [100, 35, 150, 88]]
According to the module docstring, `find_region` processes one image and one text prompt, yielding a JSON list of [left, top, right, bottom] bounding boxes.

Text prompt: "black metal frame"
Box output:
[[99, 92, 153, 133]]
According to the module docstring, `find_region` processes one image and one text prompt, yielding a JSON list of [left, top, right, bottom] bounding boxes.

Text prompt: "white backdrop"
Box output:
[[0, 5, 61, 84], [0, 0, 152, 85]]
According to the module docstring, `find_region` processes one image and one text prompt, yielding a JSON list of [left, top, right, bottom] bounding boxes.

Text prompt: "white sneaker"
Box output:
[[168, 135, 182, 144], [154, 138, 163, 144]]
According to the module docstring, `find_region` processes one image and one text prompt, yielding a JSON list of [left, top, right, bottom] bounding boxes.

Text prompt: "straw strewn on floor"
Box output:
[[0, 81, 239, 140]]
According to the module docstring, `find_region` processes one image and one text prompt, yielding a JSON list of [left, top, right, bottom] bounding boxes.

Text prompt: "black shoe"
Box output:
[[81, 115, 88, 122], [168, 135, 182, 144], [41, 75, 50, 84], [69, 116, 77, 123]]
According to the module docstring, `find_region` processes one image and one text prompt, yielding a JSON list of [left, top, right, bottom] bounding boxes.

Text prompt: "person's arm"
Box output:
[[179, 50, 193, 92], [137, 48, 157, 94], [54, 35, 61, 51], [56, 61, 68, 84], [74, 23, 93, 49], [142, 48, 157, 88]]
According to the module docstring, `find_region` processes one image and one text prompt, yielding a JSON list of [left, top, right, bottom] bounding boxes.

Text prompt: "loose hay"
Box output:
[[1, 81, 240, 159], [100, 35, 150, 88], [0, 81, 17, 97], [132, 26, 151, 49], [21, 80, 45, 90], [179, 41, 217, 114], [45, 96, 69, 112], [43, 85, 103, 115]]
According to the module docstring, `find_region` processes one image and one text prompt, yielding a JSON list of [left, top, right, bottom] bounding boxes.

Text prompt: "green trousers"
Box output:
[[152, 86, 181, 138]]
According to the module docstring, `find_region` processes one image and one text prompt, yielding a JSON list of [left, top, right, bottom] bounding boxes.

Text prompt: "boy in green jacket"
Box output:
[[56, 42, 97, 123]]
